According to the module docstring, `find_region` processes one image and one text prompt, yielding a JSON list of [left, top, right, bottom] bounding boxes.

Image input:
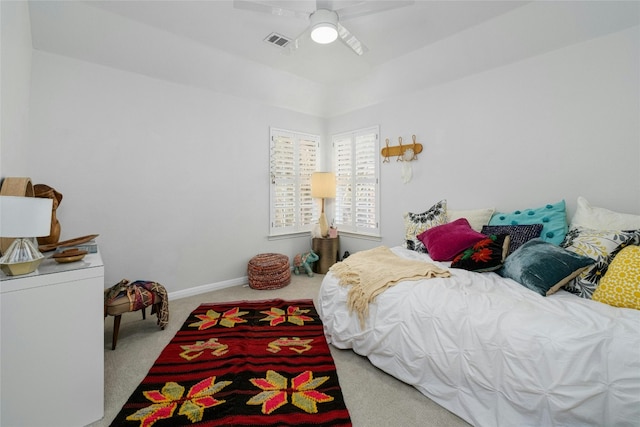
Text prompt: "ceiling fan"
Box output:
[[233, 0, 415, 56]]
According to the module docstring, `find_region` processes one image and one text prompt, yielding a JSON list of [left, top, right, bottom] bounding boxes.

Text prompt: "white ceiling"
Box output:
[[26, 1, 640, 116], [77, 0, 532, 85]]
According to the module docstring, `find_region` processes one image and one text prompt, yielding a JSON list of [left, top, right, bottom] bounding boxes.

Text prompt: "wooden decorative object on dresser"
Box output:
[[34, 183, 63, 245]]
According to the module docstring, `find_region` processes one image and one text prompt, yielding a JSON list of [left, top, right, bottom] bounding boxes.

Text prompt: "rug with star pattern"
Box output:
[[109, 299, 352, 427]]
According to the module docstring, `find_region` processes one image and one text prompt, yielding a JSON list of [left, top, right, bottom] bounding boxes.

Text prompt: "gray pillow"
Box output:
[[499, 239, 594, 296]]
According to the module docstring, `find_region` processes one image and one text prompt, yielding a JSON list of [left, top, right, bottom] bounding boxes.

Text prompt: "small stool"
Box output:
[[247, 253, 291, 290], [104, 280, 168, 350]]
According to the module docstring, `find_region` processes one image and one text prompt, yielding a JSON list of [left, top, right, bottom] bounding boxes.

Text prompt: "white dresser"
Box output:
[[0, 251, 104, 427]]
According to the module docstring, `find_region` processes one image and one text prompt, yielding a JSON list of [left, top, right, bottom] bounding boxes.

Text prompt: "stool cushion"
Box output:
[[248, 253, 291, 290], [104, 279, 169, 328], [105, 292, 156, 316]]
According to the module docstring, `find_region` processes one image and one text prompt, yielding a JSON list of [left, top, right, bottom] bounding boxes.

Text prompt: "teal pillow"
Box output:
[[489, 200, 568, 245], [499, 238, 594, 296]]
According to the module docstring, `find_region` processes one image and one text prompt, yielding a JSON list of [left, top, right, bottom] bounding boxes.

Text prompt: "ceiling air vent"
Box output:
[[264, 32, 291, 48]]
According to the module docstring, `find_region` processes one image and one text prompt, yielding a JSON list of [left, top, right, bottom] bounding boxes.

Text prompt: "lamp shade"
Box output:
[[310, 9, 339, 44], [311, 24, 338, 44], [311, 172, 336, 198], [0, 196, 53, 238]]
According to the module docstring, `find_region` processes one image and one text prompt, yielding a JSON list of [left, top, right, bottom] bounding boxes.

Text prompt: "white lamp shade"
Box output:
[[0, 196, 53, 238], [310, 9, 339, 44], [311, 172, 336, 198], [311, 24, 338, 44]]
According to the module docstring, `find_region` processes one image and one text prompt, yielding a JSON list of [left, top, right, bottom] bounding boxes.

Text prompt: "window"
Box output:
[[332, 126, 380, 236], [269, 127, 319, 236]]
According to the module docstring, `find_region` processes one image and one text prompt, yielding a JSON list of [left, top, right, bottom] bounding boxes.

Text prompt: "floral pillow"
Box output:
[[403, 200, 447, 253], [561, 226, 640, 298], [451, 234, 510, 272]]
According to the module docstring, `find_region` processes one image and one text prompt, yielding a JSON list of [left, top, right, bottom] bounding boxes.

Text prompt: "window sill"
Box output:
[[267, 232, 311, 241], [335, 231, 382, 242]]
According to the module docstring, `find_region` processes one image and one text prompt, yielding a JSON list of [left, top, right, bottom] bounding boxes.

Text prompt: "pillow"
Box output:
[[499, 238, 594, 296], [447, 207, 495, 232], [451, 234, 510, 272], [570, 196, 640, 230], [489, 200, 568, 245], [481, 224, 543, 256], [592, 245, 640, 310], [403, 199, 447, 253], [561, 226, 640, 298], [417, 218, 487, 261]]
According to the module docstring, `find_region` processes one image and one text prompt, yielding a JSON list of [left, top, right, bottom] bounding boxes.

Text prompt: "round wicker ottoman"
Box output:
[[247, 253, 291, 290]]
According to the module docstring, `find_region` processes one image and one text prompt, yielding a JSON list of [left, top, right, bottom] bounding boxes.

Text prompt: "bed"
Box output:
[[317, 198, 640, 427]]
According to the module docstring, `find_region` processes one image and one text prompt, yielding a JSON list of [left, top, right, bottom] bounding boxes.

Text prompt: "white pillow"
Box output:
[[570, 196, 640, 230], [447, 208, 495, 232]]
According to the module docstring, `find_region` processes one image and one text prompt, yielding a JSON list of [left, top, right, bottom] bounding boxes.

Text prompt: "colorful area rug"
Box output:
[[110, 299, 351, 427]]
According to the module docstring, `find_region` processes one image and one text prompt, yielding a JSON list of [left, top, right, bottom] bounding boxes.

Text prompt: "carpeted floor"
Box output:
[[93, 273, 470, 427]]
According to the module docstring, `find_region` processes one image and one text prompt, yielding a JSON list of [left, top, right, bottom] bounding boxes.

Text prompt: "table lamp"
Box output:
[[0, 195, 53, 276], [311, 172, 336, 238]]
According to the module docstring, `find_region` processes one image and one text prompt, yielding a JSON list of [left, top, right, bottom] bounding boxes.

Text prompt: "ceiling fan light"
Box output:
[[309, 9, 339, 44], [311, 23, 338, 44]]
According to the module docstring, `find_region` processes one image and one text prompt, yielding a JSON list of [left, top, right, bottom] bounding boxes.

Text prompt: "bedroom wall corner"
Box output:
[[26, 51, 325, 293], [1, 1, 33, 177], [328, 25, 640, 254]]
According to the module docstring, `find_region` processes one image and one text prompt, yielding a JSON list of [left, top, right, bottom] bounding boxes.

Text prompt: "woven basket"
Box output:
[[247, 253, 291, 290]]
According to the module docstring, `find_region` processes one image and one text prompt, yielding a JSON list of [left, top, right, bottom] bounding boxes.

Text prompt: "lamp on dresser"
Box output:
[[0, 195, 53, 275], [311, 172, 336, 238]]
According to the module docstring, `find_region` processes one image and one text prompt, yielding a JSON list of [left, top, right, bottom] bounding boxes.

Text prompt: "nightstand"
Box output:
[[312, 236, 340, 274]]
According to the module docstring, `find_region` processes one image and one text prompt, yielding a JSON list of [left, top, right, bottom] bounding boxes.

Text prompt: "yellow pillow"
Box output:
[[592, 245, 640, 310]]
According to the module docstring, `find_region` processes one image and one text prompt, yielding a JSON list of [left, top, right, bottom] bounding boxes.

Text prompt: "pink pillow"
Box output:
[[417, 218, 487, 261]]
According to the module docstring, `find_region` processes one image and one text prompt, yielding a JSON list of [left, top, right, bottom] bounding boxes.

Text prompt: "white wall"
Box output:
[[27, 0, 330, 117], [325, 1, 640, 117], [329, 26, 640, 255], [0, 1, 32, 176], [4, 4, 639, 295], [27, 51, 325, 292]]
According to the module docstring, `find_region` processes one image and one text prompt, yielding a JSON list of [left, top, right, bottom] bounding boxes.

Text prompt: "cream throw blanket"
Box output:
[[329, 246, 450, 326]]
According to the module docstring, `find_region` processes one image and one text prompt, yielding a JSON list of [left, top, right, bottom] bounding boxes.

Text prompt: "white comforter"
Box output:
[[318, 246, 640, 427]]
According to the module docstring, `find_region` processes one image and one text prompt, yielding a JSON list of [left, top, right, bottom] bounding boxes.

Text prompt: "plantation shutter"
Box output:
[[334, 135, 354, 229], [270, 128, 319, 236], [333, 126, 380, 236], [354, 132, 378, 231], [298, 136, 318, 227]]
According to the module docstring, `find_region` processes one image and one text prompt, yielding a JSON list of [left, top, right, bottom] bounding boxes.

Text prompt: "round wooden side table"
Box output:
[[312, 236, 340, 274]]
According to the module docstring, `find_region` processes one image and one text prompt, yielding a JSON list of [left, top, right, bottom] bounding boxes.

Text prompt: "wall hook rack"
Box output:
[[381, 134, 422, 162]]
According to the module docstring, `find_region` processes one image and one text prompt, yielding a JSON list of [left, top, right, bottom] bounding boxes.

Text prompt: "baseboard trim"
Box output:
[[168, 276, 248, 301]]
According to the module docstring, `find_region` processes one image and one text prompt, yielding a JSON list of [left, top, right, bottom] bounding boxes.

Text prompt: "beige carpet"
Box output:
[[94, 273, 470, 427]]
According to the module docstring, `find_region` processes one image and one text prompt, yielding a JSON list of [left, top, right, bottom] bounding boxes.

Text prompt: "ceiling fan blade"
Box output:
[[288, 26, 312, 55], [337, 23, 368, 56], [233, 0, 309, 20], [336, 0, 415, 21]]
